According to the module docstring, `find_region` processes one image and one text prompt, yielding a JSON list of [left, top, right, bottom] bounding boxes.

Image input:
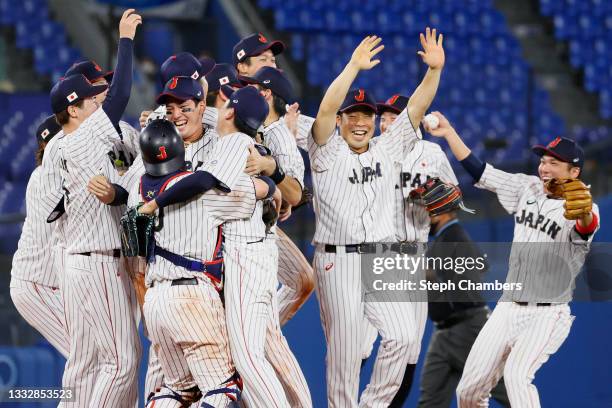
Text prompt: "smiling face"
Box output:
[[238, 50, 277, 76], [165, 98, 205, 143], [379, 110, 398, 134], [538, 154, 580, 190], [336, 107, 376, 153]]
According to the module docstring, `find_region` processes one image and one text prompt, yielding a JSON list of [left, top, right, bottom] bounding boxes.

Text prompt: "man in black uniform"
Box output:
[[412, 179, 510, 408]]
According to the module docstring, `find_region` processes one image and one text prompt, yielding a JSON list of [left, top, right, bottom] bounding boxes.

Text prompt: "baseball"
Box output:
[[424, 113, 440, 130]]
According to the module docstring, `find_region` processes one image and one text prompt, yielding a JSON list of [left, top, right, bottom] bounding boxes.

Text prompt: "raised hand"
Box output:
[[349, 36, 385, 71], [423, 111, 454, 138], [417, 27, 445, 70], [284, 102, 300, 138], [119, 8, 142, 40]]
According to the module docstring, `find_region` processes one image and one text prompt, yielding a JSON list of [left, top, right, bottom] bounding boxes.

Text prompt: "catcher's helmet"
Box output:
[[139, 119, 185, 177]]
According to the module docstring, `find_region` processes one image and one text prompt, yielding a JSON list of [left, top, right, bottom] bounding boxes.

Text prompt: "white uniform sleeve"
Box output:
[[202, 107, 218, 128], [116, 155, 145, 192], [118, 121, 141, 157], [569, 203, 600, 245], [265, 123, 305, 188], [295, 114, 314, 151], [375, 108, 421, 162], [476, 163, 539, 214], [39, 137, 66, 217], [307, 130, 342, 172], [127, 180, 142, 207], [63, 108, 120, 168], [200, 133, 251, 190]]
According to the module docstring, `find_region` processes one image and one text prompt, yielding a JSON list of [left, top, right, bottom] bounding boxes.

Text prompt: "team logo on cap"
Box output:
[[355, 89, 365, 102], [67, 92, 78, 102], [41, 129, 50, 140], [258, 33, 267, 43], [387, 94, 400, 105], [573, 158, 579, 163], [191, 71, 199, 80], [93, 61, 102, 72], [263, 79, 271, 84], [169, 77, 179, 90], [237, 49, 246, 60], [219, 76, 229, 85], [548, 137, 562, 148]]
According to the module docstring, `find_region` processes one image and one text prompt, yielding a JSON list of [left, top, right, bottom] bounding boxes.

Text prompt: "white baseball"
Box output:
[[423, 113, 439, 130]]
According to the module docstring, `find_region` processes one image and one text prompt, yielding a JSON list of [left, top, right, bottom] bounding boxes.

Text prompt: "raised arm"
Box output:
[[407, 28, 445, 127], [311, 36, 384, 145]]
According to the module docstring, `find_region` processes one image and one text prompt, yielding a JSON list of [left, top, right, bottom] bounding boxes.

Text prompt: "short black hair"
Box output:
[[206, 90, 219, 107], [271, 93, 287, 117], [234, 115, 257, 138]]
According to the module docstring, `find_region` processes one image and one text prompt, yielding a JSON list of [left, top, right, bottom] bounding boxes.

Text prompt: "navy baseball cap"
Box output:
[[36, 114, 62, 143], [338, 89, 378, 114], [156, 76, 204, 105], [206, 63, 242, 92], [226, 86, 269, 131], [50, 74, 108, 114], [232, 33, 285, 67], [160, 52, 215, 84], [65, 60, 113, 83], [532, 137, 584, 169], [377, 94, 409, 114], [240, 66, 295, 104]]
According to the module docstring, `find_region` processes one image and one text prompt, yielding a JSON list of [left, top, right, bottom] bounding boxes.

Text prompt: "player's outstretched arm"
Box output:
[[425, 112, 471, 161], [407, 28, 444, 127], [312, 36, 384, 145]]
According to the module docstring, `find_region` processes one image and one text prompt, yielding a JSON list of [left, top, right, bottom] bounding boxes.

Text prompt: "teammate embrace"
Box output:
[[10, 12, 599, 408]]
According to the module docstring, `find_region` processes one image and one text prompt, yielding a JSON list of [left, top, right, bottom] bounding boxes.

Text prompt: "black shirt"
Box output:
[[427, 221, 486, 322]]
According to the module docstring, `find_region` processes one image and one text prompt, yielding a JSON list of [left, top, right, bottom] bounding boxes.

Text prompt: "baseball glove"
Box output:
[[293, 187, 313, 211], [409, 177, 474, 216], [261, 199, 279, 234], [545, 178, 592, 220], [120, 205, 157, 258]]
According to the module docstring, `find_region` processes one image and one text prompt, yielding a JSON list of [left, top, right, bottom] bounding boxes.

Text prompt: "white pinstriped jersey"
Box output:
[[202, 132, 266, 242], [396, 139, 458, 242], [476, 164, 599, 302], [262, 120, 305, 188], [11, 167, 59, 287], [203, 106, 218, 128], [291, 114, 314, 151], [58, 107, 125, 253], [39, 131, 66, 219], [308, 108, 420, 245], [127, 173, 256, 286], [110, 121, 140, 172]]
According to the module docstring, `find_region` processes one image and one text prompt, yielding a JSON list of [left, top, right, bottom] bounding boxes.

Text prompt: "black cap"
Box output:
[[156, 76, 204, 105], [160, 52, 215, 84], [36, 115, 62, 143], [377, 94, 409, 114], [206, 63, 242, 93], [50, 74, 108, 114], [338, 89, 378, 114], [532, 137, 584, 169], [139, 119, 185, 177], [232, 33, 285, 67], [226, 86, 269, 131], [240, 66, 295, 104], [65, 60, 113, 83]]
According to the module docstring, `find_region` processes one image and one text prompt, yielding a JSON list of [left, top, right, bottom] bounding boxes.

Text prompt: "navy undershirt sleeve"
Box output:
[[109, 184, 129, 206], [102, 38, 133, 127], [156, 171, 228, 208], [459, 152, 486, 183]]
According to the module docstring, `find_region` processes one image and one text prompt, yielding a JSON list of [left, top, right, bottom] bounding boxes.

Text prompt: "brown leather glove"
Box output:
[[545, 178, 592, 220]]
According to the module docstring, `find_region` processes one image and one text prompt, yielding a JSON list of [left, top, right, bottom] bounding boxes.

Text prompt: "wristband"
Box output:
[[270, 158, 285, 184], [575, 212, 598, 235], [258, 176, 276, 199]]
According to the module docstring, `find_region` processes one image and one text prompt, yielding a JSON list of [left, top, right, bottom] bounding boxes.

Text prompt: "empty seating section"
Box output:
[[539, 0, 612, 118], [0, 0, 81, 82]]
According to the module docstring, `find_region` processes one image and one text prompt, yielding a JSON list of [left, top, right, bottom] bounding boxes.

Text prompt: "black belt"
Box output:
[[514, 302, 551, 306], [78, 249, 121, 258], [171, 277, 199, 286], [324, 242, 419, 255], [434, 306, 489, 330]]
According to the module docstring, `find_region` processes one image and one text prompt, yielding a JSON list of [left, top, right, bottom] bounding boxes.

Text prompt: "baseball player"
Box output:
[[10, 116, 69, 357], [52, 9, 142, 407], [209, 86, 295, 407], [127, 119, 257, 407], [308, 29, 444, 406], [424, 112, 599, 407], [359, 93, 459, 407], [407, 179, 510, 408]]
